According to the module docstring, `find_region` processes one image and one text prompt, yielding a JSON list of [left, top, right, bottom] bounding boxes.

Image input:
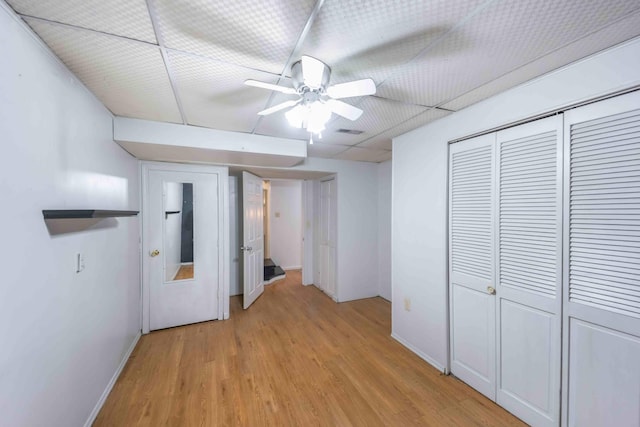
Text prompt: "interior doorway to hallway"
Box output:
[[228, 168, 337, 306]]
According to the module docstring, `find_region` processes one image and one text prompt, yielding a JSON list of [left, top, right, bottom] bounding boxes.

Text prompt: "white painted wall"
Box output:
[[392, 37, 640, 371], [377, 161, 392, 301], [0, 5, 140, 427], [164, 182, 182, 281], [269, 180, 302, 270], [112, 115, 382, 302], [229, 176, 241, 296], [296, 159, 378, 302]]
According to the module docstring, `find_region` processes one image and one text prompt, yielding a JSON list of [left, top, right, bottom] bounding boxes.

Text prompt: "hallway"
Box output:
[[95, 272, 525, 426]]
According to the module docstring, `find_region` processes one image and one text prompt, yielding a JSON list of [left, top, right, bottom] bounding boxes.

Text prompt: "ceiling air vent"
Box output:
[[336, 128, 364, 135]]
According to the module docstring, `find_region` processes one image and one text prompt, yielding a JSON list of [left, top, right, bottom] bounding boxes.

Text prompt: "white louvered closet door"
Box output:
[[562, 91, 640, 427], [449, 133, 496, 400], [495, 116, 563, 427]]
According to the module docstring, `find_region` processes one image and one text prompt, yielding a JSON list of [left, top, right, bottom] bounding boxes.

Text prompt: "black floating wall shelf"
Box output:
[[42, 210, 139, 219]]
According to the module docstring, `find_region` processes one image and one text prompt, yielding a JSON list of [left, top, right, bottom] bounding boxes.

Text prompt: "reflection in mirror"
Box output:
[[164, 182, 194, 281]]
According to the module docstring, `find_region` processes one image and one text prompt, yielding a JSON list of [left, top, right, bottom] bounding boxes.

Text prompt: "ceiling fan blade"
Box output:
[[245, 79, 297, 95], [257, 99, 300, 116], [327, 78, 376, 99], [325, 99, 363, 121], [301, 55, 326, 88]]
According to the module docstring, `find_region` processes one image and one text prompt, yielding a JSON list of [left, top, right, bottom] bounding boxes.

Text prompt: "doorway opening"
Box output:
[[229, 168, 337, 309]]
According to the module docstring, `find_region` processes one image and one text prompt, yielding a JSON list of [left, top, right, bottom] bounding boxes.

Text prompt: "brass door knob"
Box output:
[[150, 249, 160, 257], [487, 286, 496, 295]]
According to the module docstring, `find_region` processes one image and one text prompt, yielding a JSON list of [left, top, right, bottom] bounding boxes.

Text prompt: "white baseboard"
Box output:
[[282, 265, 301, 271], [391, 332, 447, 374], [84, 331, 141, 427]]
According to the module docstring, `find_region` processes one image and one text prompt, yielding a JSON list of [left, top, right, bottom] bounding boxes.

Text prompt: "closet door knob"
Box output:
[[487, 286, 496, 295], [150, 249, 160, 257]]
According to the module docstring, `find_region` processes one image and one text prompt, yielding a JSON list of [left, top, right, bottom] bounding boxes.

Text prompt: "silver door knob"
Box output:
[[150, 249, 160, 257], [240, 246, 252, 252], [487, 286, 496, 295]]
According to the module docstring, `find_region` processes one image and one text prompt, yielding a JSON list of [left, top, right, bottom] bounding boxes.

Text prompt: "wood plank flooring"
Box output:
[[95, 270, 526, 426]]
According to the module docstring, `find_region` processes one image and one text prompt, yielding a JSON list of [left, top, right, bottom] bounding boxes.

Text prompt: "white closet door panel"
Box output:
[[568, 319, 640, 427], [499, 300, 554, 423], [449, 133, 496, 401], [563, 90, 640, 427], [496, 115, 563, 427]]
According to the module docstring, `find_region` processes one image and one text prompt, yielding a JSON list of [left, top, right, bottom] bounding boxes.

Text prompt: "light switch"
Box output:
[[76, 253, 85, 273]]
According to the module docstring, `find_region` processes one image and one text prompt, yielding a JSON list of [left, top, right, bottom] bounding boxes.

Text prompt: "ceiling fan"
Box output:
[[245, 56, 376, 137]]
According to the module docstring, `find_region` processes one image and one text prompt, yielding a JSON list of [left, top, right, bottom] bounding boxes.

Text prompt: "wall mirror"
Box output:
[[164, 182, 194, 281]]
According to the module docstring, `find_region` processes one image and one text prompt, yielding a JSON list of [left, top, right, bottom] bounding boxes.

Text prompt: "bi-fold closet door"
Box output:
[[562, 91, 640, 427], [450, 115, 563, 427], [450, 90, 640, 427]]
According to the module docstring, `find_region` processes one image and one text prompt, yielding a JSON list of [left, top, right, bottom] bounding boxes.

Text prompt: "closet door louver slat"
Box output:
[[499, 131, 558, 297], [451, 145, 493, 281], [569, 108, 640, 319]]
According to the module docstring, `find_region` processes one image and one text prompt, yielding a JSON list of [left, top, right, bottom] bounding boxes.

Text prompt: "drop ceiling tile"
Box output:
[[153, 0, 316, 74], [442, 10, 640, 111], [168, 51, 281, 132], [7, 0, 156, 43], [358, 137, 393, 151], [26, 18, 181, 123], [378, 0, 640, 106], [307, 142, 349, 159], [298, 0, 486, 85], [334, 146, 391, 163], [324, 97, 427, 145], [358, 108, 451, 150]]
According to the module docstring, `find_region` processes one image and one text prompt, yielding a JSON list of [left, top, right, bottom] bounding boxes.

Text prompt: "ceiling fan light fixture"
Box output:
[[285, 101, 332, 136], [285, 104, 305, 128], [307, 102, 332, 134]]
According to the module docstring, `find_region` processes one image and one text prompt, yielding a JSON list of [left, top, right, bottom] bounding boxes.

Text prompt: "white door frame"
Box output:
[[141, 161, 229, 334], [316, 175, 338, 300]]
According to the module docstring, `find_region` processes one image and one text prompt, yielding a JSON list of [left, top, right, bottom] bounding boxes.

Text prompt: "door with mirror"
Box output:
[[147, 170, 220, 330]]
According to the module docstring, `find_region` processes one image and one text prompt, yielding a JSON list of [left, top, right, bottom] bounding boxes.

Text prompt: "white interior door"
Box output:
[[242, 171, 264, 309], [562, 91, 640, 427], [495, 116, 563, 427], [449, 133, 497, 400], [148, 170, 219, 330], [318, 178, 336, 298]]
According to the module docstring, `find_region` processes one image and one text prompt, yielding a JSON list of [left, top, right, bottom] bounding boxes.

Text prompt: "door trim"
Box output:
[[141, 161, 229, 334], [317, 175, 338, 301]]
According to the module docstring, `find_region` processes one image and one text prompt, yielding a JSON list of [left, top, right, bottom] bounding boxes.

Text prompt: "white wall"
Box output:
[[0, 5, 140, 427], [164, 182, 182, 281], [269, 180, 302, 270], [377, 161, 392, 301], [229, 176, 241, 296], [392, 37, 640, 371], [112, 115, 382, 303]]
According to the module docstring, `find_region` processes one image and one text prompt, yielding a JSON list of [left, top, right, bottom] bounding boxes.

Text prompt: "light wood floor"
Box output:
[[95, 270, 526, 426], [173, 264, 194, 281]]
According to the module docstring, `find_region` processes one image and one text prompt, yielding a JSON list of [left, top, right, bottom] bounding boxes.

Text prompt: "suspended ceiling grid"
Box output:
[[6, 0, 640, 163]]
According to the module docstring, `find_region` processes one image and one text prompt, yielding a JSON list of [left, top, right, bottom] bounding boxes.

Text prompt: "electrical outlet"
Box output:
[[404, 297, 411, 312]]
